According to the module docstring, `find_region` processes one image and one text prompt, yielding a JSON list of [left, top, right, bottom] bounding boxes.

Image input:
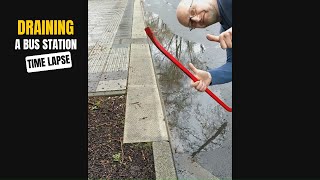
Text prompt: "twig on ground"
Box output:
[[96, 122, 111, 127], [120, 138, 125, 163]]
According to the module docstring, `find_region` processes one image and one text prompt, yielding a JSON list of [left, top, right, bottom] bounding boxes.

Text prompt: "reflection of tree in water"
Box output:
[[144, 11, 227, 153], [144, 11, 205, 106], [145, 13, 193, 118]]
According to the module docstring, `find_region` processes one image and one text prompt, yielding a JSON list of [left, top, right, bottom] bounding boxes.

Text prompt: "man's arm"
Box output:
[[208, 48, 232, 85]]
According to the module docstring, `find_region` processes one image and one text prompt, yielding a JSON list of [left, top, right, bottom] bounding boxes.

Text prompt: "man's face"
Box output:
[[176, 0, 215, 30]]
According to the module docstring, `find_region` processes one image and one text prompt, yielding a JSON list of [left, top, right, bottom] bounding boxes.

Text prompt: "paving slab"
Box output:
[[127, 44, 156, 86], [96, 79, 127, 92], [123, 85, 168, 143], [132, 0, 147, 39]]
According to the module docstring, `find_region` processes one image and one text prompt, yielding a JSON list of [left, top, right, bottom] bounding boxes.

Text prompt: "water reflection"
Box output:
[[144, 11, 229, 154]]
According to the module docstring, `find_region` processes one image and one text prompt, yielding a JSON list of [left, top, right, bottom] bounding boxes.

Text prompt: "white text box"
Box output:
[[25, 51, 72, 73]]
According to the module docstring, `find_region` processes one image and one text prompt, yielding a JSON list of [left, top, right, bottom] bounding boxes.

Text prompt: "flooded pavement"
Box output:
[[142, 0, 232, 179]]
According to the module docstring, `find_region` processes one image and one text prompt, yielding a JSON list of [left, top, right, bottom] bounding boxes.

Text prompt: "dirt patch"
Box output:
[[88, 95, 156, 179]]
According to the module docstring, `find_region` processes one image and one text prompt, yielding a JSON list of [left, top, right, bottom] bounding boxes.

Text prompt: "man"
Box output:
[[176, 0, 232, 92]]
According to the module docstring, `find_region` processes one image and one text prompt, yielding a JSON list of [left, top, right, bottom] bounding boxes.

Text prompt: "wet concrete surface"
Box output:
[[142, 0, 232, 179]]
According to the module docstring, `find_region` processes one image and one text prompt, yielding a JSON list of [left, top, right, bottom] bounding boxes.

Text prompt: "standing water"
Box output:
[[142, 0, 232, 179]]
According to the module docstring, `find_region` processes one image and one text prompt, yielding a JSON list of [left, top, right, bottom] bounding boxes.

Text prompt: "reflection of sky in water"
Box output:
[[144, 10, 230, 154]]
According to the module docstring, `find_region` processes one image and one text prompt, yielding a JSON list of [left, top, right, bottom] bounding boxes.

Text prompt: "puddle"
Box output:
[[142, 0, 232, 178], [143, 10, 230, 154]]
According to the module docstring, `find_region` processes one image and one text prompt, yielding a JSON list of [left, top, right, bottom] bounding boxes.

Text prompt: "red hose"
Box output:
[[145, 27, 232, 112]]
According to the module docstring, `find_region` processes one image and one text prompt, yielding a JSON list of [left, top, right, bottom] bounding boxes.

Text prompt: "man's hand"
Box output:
[[206, 27, 232, 49], [188, 63, 212, 92]]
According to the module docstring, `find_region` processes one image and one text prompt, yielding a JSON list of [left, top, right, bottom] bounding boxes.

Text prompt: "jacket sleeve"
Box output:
[[208, 48, 232, 85]]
